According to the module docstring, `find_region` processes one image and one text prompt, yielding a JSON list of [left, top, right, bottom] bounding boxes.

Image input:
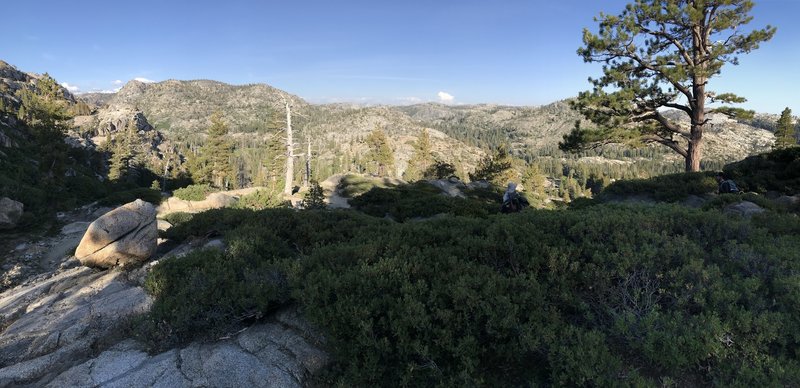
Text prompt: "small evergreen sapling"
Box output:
[[301, 181, 326, 209]]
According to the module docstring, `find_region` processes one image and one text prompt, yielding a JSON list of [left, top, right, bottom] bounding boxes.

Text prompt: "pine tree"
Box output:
[[14, 75, 73, 184], [107, 141, 124, 181], [469, 145, 517, 187], [263, 131, 286, 191], [521, 163, 547, 197], [108, 120, 140, 182], [188, 112, 234, 188], [562, 1, 776, 171], [206, 112, 234, 188], [403, 129, 434, 181], [775, 107, 797, 149], [424, 160, 457, 180], [365, 126, 395, 176], [301, 181, 326, 209]]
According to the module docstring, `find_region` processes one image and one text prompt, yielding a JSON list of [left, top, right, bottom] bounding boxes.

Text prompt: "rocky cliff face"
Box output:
[[92, 108, 155, 136], [0, 60, 76, 106], [0, 60, 77, 149]]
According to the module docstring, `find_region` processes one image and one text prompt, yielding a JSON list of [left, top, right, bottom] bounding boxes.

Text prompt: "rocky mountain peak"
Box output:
[[112, 79, 151, 104], [0, 60, 29, 82]]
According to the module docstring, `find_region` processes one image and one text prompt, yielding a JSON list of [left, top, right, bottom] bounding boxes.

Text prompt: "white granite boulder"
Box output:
[[75, 199, 157, 268]]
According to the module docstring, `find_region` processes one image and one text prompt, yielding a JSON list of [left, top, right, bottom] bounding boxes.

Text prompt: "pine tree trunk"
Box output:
[[687, 86, 705, 172], [283, 99, 293, 196], [686, 135, 702, 172], [686, 23, 707, 173], [304, 138, 311, 187]]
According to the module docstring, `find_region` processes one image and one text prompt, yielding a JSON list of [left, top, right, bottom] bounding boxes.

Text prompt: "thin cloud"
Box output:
[[60, 82, 80, 92], [134, 77, 156, 83], [437, 91, 454, 103], [112, 80, 124, 85], [81, 88, 121, 94]]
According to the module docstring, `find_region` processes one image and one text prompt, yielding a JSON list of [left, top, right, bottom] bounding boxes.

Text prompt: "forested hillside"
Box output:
[[77, 77, 778, 205], [0, 61, 106, 225]]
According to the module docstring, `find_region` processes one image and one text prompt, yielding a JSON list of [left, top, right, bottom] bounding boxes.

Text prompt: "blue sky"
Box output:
[[3, 0, 797, 114]]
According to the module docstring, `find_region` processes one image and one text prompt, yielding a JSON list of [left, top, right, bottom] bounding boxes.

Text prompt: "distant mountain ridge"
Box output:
[[71, 74, 777, 181]]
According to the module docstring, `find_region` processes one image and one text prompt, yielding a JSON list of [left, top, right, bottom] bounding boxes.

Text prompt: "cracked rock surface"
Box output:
[[43, 309, 328, 388], [75, 199, 158, 268], [0, 254, 328, 387]]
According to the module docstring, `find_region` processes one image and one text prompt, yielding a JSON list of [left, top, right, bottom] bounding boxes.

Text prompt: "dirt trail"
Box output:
[[320, 175, 351, 209], [0, 204, 111, 290]]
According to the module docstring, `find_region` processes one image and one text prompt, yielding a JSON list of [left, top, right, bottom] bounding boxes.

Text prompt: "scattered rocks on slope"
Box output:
[[0, 197, 23, 230], [723, 201, 766, 217], [774, 195, 800, 208], [427, 179, 467, 198], [75, 199, 157, 268]]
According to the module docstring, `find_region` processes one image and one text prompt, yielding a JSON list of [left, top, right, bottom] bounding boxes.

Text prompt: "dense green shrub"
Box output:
[[173, 184, 214, 201], [160, 212, 194, 227], [144, 202, 800, 386], [0, 145, 108, 226], [598, 171, 717, 202], [349, 181, 498, 221], [702, 193, 779, 212], [98, 188, 162, 206], [724, 147, 800, 194], [235, 188, 286, 210], [143, 248, 290, 346]]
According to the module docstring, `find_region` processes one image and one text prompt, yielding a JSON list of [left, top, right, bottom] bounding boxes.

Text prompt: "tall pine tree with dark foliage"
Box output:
[[774, 107, 797, 149], [562, 0, 775, 171]]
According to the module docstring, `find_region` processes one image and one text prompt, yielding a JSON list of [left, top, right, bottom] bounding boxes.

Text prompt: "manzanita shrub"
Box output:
[[143, 202, 800, 386]]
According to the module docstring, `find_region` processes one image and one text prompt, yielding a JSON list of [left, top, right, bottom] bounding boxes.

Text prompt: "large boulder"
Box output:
[[774, 195, 800, 208], [0, 197, 23, 230], [723, 201, 766, 218], [427, 179, 466, 198], [75, 199, 157, 268], [157, 191, 242, 217], [204, 192, 238, 208]]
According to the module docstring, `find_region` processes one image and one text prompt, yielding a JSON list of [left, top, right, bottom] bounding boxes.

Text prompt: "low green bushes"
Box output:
[[98, 188, 162, 206], [349, 182, 498, 221], [724, 147, 800, 194], [702, 192, 779, 212], [598, 171, 717, 202], [160, 211, 193, 227], [234, 188, 286, 210], [173, 184, 214, 201], [142, 248, 290, 346], [142, 202, 800, 386]]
